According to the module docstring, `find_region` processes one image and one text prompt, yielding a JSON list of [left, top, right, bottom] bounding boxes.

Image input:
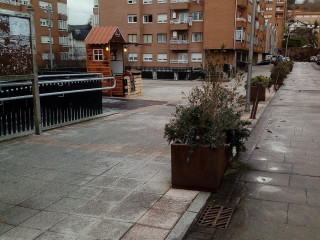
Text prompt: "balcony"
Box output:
[[170, 19, 189, 30], [170, 59, 188, 64], [276, 1, 285, 6], [170, 40, 189, 50], [170, 0, 190, 10], [237, 0, 248, 9], [236, 18, 247, 28]]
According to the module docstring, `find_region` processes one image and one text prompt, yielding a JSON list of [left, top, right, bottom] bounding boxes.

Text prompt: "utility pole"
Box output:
[[245, 0, 257, 112], [45, 5, 54, 69], [28, 4, 42, 135]]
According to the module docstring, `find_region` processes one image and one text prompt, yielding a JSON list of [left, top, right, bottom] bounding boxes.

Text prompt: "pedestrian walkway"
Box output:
[[0, 80, 208, 239], [187, 62, 320, 240]]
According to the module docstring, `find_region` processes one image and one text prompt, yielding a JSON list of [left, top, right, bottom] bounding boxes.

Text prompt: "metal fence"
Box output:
[[0, 74, 116, 137]]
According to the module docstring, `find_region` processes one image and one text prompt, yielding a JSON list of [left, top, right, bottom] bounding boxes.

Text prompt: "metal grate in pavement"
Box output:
[[197, 204, 234, 229]]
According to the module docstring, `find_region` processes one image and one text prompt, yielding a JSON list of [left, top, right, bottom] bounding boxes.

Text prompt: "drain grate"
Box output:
[[197, 204, 234, 229]]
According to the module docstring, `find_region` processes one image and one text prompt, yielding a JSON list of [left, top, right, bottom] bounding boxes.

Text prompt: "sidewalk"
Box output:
[[0, 80, 204, 239], [185, 62, 320, 239]]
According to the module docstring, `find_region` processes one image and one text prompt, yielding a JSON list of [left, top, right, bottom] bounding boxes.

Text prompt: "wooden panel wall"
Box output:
[[86, 44, 111, 77]]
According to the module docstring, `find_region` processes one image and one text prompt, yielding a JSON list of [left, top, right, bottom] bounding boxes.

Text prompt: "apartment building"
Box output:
[[264, 0, 287, 52], [93, 0, 269, 79], [0, 0, 68, 68]]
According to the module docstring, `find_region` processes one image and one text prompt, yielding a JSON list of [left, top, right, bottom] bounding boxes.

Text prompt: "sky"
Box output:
[[68, 0, 93, 25]]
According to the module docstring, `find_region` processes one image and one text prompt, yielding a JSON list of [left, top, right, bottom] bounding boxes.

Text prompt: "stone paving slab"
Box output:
[[184, 63, 320, 239]]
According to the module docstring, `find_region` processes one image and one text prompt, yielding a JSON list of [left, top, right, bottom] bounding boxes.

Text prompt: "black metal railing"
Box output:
[[0, 74, 116, 137]]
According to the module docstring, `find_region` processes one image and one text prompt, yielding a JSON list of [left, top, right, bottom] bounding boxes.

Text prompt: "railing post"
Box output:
[[28, 5, 42, 135]]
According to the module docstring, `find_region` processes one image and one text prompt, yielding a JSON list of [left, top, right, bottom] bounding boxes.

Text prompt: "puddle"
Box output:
[[256, 177, 272, 183]]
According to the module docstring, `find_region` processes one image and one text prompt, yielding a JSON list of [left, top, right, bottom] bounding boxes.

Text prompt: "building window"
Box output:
[[57, 2, 67, 15], [39, 1, 52, 9], [41, 36, 53, 44], [143, 34, 153, 43], [43, 53, 56, 60], [191, 53, 202, 62], [275, 23, 279, 26], [128, 0, 136, 3], [143, 15, 153, 24], [178, 53, 188, 63], [143, 53, 153, 62], [157, 53, 167, 62], [93, 49, 103, 61], [128, 34, 137, 43], [157, 34, 167, 43], [40, 18, 52, 27], [42, 53, 55, 60], [157, 14, 168, 23], [94, 0, 99, 7], [143, 0, 152, 4], [248, 14, 252, 23], [20, 0, 30, 5], [59, 36, 69, 46], [93, 14, 99, 27], [60, 52, 69, 60], [158, 0, 167, 2], [58, 20, 67, 30], [193, 12, 203, 21], [192, 33, 202, 42], [266, 7, 273, 11], [128, 53, 138, 62], [128, 15, 137, 23]]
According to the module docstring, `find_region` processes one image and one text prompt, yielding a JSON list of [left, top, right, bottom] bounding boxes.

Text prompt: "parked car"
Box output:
[[317, 58, 320, 65], [310, 56, 317, 62], [284, 57, 290, 61], [257, 60, 271, 65]]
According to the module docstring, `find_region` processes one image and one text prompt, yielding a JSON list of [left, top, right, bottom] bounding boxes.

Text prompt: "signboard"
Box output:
[[0, 11, 33, 76]]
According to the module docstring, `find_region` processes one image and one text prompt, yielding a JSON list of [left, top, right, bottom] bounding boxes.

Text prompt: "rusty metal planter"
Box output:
[[250, 86, 266, 102], [171, 144, 229, 192]]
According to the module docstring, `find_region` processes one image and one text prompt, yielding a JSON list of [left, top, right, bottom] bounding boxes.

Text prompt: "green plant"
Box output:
[[251, 75, 273, 89], [270, 63, 288, 81], [282, 61, 294, 72], [164, 80, 250, 160]]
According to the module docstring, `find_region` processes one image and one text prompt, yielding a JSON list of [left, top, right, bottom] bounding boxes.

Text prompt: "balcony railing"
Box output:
[[236, 17, 247, 22], [170, 19, 188, 24], [0, 0, 29, 5], [170, 40, 188, 44], [170, 0, 190, 3], [170, 60, 188, 64]]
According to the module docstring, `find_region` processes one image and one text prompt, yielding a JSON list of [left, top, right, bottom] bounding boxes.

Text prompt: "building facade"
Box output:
[[0, 0, 68, 68], [264, 0, 287, 53], [93, 0, 275, 79]]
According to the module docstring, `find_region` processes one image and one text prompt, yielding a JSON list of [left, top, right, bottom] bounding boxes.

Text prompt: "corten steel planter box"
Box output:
[[250, 86, 266, 102], [171, 144, 229, 192]]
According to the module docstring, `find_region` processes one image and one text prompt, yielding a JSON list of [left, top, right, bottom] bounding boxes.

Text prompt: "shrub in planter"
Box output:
[[250, 75, 273, 102], [164, 80, 250, 191], [282, 61, 294, 72], [270, 63, 288, 85]]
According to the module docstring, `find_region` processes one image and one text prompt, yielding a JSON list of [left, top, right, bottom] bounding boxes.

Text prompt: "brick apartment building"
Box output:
[[0, 0, 68, 68], [264, 0, 287, 52], [93, 0, 279, 79]]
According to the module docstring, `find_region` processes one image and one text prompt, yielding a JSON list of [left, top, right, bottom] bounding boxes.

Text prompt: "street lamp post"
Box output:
[[45, 5, 54, 69], [245, 0, 257, 112]]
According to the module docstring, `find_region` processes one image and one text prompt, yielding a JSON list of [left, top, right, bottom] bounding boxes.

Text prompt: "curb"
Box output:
[[166, 192, 211, 240]]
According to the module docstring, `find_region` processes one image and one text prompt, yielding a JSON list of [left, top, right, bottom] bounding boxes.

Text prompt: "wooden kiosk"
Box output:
[[85, 26, 142, 97]]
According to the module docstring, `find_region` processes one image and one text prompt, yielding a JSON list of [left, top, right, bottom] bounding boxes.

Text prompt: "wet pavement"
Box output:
[[0, 63, 299, 240], [184, 62, 320, 240], [0, 79, 204, 240]]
